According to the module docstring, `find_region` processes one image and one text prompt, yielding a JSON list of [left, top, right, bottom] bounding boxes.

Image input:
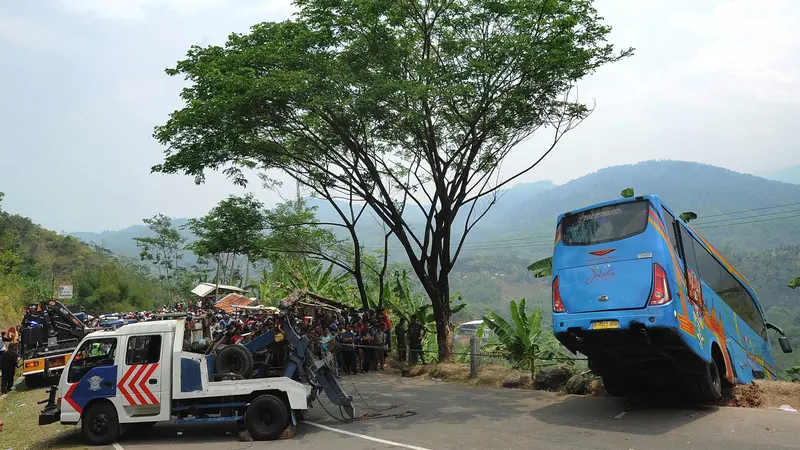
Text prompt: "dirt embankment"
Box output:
[[399, 361, 800, 410], [719, 381, 800, 409]]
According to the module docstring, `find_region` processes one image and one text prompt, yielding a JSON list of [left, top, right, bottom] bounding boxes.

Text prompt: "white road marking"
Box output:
[[112, 442, 125, 450], [304, 421, 432, 450]]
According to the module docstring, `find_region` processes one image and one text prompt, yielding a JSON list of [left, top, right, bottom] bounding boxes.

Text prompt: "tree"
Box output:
[[153, 0, 632, 360], [481, 298, 570, 378], [262, 198, 377, 309], [789, 277, 800, 289], [187, 194, 270, 294], [132, 214, 186, 298]]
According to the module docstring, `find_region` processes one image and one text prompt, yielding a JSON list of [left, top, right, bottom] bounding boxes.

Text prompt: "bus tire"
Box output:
[[601, 375, 627, 397], [245, 394, 288, 440], [696, 361, 722, 403], [81, 401, 120, 446], [215, 345, 254, 378]]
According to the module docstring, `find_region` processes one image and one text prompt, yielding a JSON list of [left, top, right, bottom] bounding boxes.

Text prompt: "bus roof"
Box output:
[[557, 194, 661, 224]]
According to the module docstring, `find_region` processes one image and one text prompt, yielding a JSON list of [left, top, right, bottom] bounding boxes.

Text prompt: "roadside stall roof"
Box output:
[[191, 282, 245, 298], [280, 290, 349, 312]]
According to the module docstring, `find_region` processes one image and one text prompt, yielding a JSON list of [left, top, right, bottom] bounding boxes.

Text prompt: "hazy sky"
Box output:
[[1, 0, 799, 232]]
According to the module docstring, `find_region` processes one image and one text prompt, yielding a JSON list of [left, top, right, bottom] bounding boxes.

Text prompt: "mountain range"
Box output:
[[763, 164, 800, 185], [70, 160, 800, 265]]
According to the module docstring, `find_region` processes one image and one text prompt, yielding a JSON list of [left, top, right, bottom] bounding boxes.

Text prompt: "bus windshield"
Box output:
[[562, 200, 649, 246]]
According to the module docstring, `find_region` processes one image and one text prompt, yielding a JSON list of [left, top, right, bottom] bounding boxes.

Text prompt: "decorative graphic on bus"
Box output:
[[585, 264, 615, 284], [686, 267, 703, 307]]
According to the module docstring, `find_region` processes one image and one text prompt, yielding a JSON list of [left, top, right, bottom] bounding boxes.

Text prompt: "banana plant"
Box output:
[[482, 298, 572, 378], [527, 257, 552, 278]]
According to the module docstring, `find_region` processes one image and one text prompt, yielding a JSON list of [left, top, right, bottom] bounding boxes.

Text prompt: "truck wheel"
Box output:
[[81, 402, 120, 446], [215, 345, 254, 377], [25, 374, 43, 389], [245, 395, 288, 440]]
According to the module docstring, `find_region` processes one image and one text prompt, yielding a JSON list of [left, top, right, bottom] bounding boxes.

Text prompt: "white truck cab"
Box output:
[[40, 317, 351, 445]]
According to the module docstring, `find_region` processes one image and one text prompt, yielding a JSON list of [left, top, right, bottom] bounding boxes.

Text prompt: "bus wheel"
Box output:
[[81, 402, 120, 446], [696, 361, 722, 403], [245, 394, 288, 440], [601, 375, 627, 397]]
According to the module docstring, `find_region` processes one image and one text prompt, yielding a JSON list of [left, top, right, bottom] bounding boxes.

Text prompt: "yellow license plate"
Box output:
[[592, 320, 619, 330]]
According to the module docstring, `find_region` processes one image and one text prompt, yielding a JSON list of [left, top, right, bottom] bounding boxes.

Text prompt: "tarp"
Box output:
[[190, 282, 245, 298]]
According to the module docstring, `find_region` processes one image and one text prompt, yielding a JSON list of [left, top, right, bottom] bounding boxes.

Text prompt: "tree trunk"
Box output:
[[426, 282, 454, 362], [347, 225, 370, 310]]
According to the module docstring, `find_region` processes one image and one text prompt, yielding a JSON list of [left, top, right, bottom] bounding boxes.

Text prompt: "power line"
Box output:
[[692, 201, 800, 220], [692, 208, 800, 226]]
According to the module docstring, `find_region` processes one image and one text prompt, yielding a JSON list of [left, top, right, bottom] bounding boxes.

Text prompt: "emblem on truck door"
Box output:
[[88, 375, 103, 392], [598, 295, 609, 302]]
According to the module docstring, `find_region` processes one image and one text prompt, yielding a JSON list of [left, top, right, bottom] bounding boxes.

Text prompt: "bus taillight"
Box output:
[[553, 276, 565, 313], [649, 263, 671, 306]]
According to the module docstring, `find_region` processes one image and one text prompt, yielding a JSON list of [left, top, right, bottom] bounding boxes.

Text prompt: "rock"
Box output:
[[565, 374, 591, 395], [503, 373, 524, 388], [534, 365, 574, 391]]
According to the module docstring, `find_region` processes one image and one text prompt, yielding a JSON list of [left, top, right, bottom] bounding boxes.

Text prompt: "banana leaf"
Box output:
[[527, 257, 552, 278], [789, 277, 800, 289]]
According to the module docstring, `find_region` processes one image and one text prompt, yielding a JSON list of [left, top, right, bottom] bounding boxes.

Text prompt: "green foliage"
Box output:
[[481, 299, 571, 373], [620, 188, 635, 198], [133, 214, 187, 298], [679, 211, 698, 223], [188, 194, 270, 287], [263, 199, 342, 264], [527, 257, 553, 278], [788, 277, 800, 289], [788, 366, 800, 380]]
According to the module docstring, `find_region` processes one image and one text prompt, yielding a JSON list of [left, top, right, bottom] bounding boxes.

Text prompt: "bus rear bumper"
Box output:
[[553, 307, 695, 369]]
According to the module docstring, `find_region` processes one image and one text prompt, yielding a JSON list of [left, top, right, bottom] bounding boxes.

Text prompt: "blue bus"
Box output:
[[551, 194, 792, 401]]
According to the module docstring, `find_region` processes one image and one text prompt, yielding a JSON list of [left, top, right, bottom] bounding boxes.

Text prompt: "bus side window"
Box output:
[[660, 207, 681, 258]]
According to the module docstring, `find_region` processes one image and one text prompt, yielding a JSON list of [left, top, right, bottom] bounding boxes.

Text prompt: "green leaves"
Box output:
[[679, 211, 698, 223], [789, 277, 800, 289], [481, 298, 570, 370], [620, 188, 635, 198], [527, 257, 553, 278]]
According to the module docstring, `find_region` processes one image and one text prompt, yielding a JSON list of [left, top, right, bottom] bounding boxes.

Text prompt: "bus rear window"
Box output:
[[562, 201, 650, 246]]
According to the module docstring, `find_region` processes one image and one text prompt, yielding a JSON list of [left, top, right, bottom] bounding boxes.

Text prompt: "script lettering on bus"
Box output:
[[585, 264, 616, 284]]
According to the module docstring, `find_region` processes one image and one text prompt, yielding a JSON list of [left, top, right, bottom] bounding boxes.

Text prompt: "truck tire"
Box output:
[[245, 395, 288, 440], [25, 374, 43, 389], [215, 345, 253, 377], [81, 401, 120, 446], [601, 374, 628, 397]]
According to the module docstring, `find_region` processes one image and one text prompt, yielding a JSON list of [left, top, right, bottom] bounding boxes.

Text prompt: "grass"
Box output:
[[0, 374, 87, 450]]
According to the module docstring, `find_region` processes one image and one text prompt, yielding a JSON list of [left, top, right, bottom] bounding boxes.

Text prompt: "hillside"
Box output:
[[763, 164, 800, 185], [0, 193, 165, 327]]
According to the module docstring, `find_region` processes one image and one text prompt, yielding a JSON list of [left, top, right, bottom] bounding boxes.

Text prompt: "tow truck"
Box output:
[[21, 300, 88, 387], [39, 312, 354, 445]]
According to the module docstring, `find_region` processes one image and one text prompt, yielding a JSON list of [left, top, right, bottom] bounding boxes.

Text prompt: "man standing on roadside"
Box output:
[[407, 314, 425, 366], [395, 318, 407, 364], [1, 343, 18, 394]]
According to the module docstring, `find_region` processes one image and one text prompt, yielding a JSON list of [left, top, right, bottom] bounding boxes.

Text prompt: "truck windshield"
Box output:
[[562, 200, 650, 246], [67, 337, 117, 383]]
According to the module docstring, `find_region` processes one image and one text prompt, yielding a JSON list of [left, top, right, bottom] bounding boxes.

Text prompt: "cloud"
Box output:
[[674, 0, 800, 104], [0, 13, 76, 50], [57, 0, 230, 20]]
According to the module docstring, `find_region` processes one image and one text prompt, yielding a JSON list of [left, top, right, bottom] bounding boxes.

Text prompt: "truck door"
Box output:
[[118, 333, 168, 420], [62, 337, 119, 423]]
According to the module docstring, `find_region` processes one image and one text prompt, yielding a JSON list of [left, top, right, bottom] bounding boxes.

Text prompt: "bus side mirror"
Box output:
[[779, 336, 793, 354], [766, 322, 793, 353]]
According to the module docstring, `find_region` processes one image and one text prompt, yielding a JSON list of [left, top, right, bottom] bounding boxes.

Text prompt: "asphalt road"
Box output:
[[107, 373, 800, 450]]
